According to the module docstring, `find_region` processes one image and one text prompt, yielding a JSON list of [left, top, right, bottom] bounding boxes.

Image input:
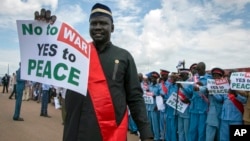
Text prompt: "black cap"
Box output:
[[90, 3, 113, 22], [151, 71, 160, 78]]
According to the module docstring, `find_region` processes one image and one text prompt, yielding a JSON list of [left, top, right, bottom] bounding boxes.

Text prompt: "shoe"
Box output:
[[130, 131, 138, 136], [9, 97, 12, 99], [13, 117, 24, 121], [43, 114, 51, 118], [40, 113, 44, 116]]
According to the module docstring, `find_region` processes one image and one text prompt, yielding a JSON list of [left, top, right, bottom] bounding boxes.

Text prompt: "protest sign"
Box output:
[[230, 72, 250, 91], [207, 78, 230, 94], [166, 92, 188, 113], [143, 95, 154, 104], [16, 20, 90, 96], [156, 96, 165, 111]]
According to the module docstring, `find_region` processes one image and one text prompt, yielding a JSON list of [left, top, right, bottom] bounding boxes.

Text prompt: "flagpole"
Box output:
[[8, 64, 9, 75]]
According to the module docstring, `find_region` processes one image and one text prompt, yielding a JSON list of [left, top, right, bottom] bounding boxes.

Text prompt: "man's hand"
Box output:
[[34, 8, 57, 24], [196, 82, 203, 86], [177, 83, 183, 89]]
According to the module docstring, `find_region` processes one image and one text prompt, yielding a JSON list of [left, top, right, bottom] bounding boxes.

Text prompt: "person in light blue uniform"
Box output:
[[144, 72, 153, 135], [13, 62, 26, 121], [187, 62, 212, 141], [128, 108, 138, 135], [177, 68, 192, 141], [205, 67, 225, 141], [165, 72, 179, 141], [127, 73, 144, 135], [146, 71, 161, 141], [158, 69, 170, 140], [213, 90, 247, 141]]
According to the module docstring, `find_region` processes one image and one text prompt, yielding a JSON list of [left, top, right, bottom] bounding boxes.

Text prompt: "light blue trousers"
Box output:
[[188, 113, 206, 141], [178, 117, 189, 141], [148, 111, 160, 140], [165, 117, 177, 141], [128, 115, 138, 132]]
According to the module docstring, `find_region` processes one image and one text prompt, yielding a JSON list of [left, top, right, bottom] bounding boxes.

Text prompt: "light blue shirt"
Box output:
[[145, 82, 160, 111], [42, 84, 51, 91], [187, 73, 212, 114], [213, 93, 247, 121]]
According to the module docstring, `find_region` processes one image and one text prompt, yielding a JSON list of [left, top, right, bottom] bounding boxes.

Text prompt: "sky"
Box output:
[[0, 0, 250, 76]]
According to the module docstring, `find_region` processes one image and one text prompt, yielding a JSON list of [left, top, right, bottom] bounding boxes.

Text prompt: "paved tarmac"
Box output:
[[0, 87, 139, 141]]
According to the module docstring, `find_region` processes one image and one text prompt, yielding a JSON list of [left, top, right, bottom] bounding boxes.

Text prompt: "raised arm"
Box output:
[[34, 8, 57, 24]]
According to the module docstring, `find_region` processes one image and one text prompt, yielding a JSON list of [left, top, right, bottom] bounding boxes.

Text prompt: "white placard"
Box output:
[[207, 78, 230, 94], [156, 96, 165, 110], [54, 97, 61, 109], [143, 95, 154, 104], [17, 20, 90, 96], [230, 72, 250, 91], [166, 92, 188, 113]]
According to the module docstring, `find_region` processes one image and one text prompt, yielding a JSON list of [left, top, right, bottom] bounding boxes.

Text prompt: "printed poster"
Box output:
[[230, 72, 250, 91], [16, 20, 90, 96]]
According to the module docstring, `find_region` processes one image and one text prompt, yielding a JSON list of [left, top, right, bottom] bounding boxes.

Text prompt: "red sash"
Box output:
[[88, 43, 128, 141], [178, 89, 187, 102], [161, 81, 168, 94], [228, 93, 244, 114]]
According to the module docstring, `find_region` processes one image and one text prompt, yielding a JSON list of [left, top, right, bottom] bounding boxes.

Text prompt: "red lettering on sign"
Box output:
[[57, 23, 90, 58], [215, 78, 228, 85], [245, 72, 250, 78]]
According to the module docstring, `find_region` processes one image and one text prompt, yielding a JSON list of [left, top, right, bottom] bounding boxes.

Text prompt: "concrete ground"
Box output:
[[0, 86, 139, 141]]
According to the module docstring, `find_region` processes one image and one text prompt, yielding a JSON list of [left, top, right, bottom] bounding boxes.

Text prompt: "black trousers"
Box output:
[[9, 84, 16, 98], [2, 84, 8, 93]]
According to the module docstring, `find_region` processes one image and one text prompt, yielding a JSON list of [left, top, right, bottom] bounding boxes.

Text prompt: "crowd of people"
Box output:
[[2, 61, 249, 141], [127, 62, 250, 141], [1, 65, 66, 123]]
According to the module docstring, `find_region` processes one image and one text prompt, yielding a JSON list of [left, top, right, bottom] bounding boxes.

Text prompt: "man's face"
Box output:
[[170, 74, 179, 83], [191, 67, 197, 74], [151, 76, 158, 84], [212, 73, 222, 79], [180, 73, 189, 81], [196, 65, 204, 75], [161, 74, 168, 81], [89, 16, 114, 44]]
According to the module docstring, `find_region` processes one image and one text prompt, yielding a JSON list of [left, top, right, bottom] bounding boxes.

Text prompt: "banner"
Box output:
[[54, 97, 61, 109], [230, 72, 250, 91], [16, 20, 90, 96], [143, 95, 154, 104], [156, 96, 165, 111], [207, 78, 230, 94], [166, 92, 188, 113]]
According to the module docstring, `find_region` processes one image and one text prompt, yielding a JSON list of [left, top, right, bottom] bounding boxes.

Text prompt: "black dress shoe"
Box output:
[[130, 131, 138, 136], [43, 114, 51, 118], [13, 117, 24, 121]]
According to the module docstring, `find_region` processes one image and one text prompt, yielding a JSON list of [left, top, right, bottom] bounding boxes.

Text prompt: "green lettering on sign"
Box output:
[[54, 63, 67, 81], [68, 67, 80, 86]]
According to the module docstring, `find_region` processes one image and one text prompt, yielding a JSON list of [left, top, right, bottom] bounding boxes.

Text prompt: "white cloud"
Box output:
[[0, 0, 58, 29], [55, 5, 87, 27], [112, 0, 250, 74]]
